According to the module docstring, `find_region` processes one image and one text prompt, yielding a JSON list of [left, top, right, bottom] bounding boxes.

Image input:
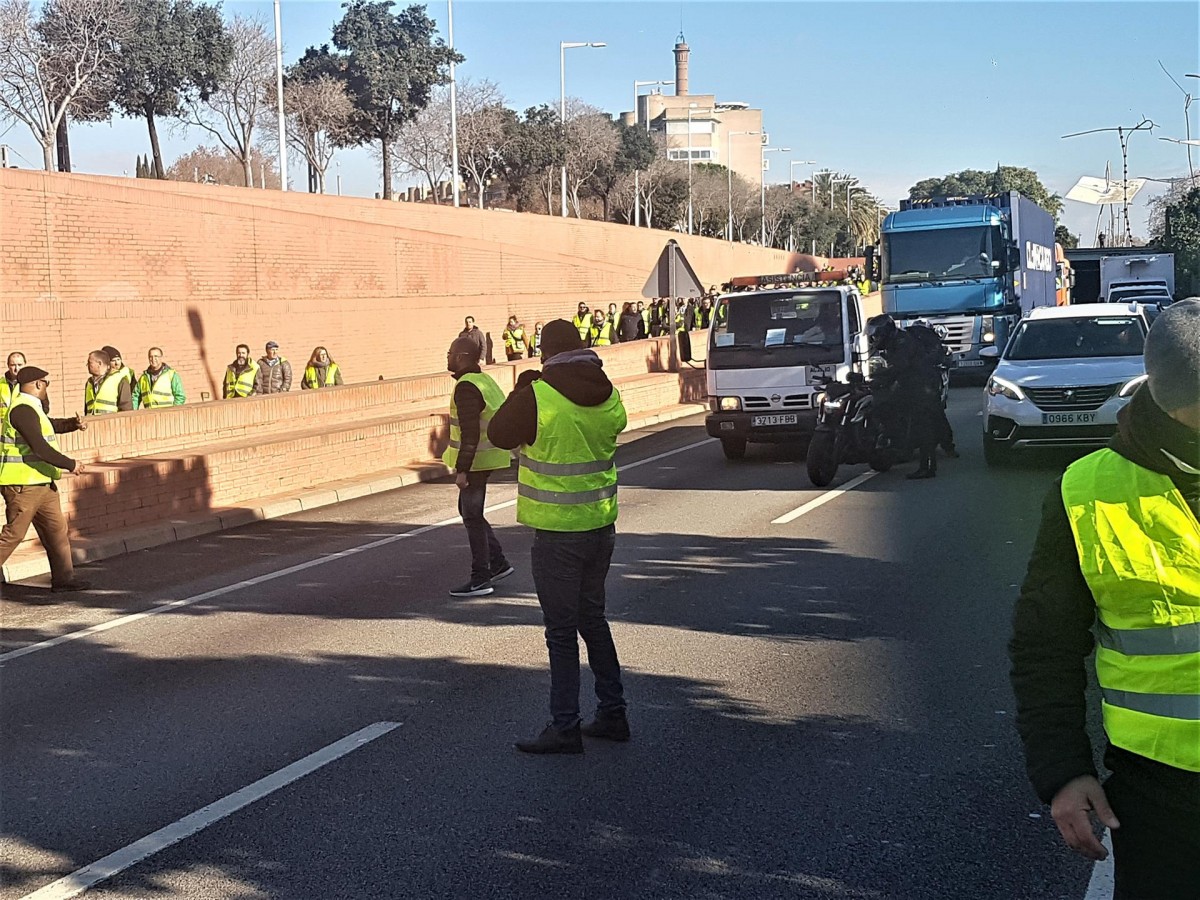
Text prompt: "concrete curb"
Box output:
[[1, 403, 706, 584]]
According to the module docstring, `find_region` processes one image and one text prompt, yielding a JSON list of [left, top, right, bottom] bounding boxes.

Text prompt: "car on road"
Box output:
[[980, 303, 1151, 465]]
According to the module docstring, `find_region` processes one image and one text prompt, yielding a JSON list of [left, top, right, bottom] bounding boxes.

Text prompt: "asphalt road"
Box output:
[[1, 389, 1106, 899]]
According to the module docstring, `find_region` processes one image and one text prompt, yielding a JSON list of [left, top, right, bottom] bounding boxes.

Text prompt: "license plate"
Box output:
[[1042, 412, 1098, 425], [752, 414, 798, 427], [955, 359, 986, 368]]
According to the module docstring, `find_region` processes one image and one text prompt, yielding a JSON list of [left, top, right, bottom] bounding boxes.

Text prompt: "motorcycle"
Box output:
[[806, 373, 890, 487]]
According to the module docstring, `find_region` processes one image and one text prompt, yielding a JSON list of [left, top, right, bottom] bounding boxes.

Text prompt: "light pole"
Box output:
[[560, 41, 605, 218], [785, 160, 814, 251], [726, 130, 760, 241], [760, 146, 790, 245], [273, 0, 287, 191], [686, 102, 717, 235], [830, 176, 852, 211], [448, 0, 459, 207], [633, 78, 673, 227], [812, 168, 833, 204]]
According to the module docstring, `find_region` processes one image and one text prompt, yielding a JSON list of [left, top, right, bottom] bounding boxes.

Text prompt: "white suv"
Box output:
[[981, 303, 1151, 466]]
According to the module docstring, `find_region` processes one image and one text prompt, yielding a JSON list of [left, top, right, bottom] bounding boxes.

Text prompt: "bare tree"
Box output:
[[182, 14, 273, 187], [761, 184, 794, 248], [690, 165, 728, 237], [282, 74, 351, 194], [564, 98, 616, 217], [456, 78, 511, 208], [392, 84, 451, 201], [0, 0, 124, 171], [166, 143, 280, 188]]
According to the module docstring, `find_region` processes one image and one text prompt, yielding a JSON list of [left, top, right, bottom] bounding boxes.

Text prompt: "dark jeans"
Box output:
[[0, 484, 75, 586], [531, 525, 625, 730], [1106, 773, 1200, 899], [458, 470, 505, 582]]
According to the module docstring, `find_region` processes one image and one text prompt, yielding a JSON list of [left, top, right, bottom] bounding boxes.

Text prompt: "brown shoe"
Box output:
[[581, 711, 631, 742], [515, 723, 583, 755]]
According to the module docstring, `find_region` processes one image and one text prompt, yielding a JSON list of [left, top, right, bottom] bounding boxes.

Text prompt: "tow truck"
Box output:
[[704, 272, 869, 460]]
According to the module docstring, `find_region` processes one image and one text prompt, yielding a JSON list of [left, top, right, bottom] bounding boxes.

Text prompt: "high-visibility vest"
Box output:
[[303, 363, 340, 389], [0, 379, 15, 408], [640, 309, 650, 334], [573, 314, 591, 342], [0, 392, 62, 485], [136, 366, 178, 408], [442, 372, 511, 472], [503, 327, 527, 357], [589, 322, 614, 347], [516, 379, 626, 532], [530, 331, 542, 358], [84, 373, 122, 415], [224, 362, 259, 398], [1061, 448, 1200, 772], [116, 365, 134, 384]]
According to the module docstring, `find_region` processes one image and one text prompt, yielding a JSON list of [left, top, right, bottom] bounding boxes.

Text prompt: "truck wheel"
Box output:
[[983, 436, 1011, 468], [720, 437, 747, 460], [806, 432, 839, 487]]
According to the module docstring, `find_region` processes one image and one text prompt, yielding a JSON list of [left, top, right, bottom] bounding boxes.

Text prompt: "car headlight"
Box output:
[[986, 375, 1025, 402], [1117, 374, 1148, 398], [719, 396, 742, 411]]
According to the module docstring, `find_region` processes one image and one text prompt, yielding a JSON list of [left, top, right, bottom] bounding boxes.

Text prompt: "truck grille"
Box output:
[[1025, 384, 1119, 411], [938, 320, 974, 355], [743, 394, 813, 410]]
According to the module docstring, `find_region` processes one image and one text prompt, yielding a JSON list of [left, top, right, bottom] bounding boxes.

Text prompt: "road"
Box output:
[[1, 388, 1106, 900]]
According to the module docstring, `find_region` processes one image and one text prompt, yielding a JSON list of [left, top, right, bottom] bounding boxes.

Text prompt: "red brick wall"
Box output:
[[1, 169, 793, 399]]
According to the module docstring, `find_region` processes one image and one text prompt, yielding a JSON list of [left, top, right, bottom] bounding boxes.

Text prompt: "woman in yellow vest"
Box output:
[[302, 346, 343, 389], [502, 316, 528, 362], [1010, 300, 1200, 895], [443, 336, 513, 598]]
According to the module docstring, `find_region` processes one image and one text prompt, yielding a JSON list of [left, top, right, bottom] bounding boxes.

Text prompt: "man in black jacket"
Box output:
[[1009, 300, 1200, 898]]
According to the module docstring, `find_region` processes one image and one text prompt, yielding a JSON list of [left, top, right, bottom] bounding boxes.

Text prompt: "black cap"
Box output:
[[101, 345, 121, 359], [16, 365, 49, 385], [540, 319, 583, 359]]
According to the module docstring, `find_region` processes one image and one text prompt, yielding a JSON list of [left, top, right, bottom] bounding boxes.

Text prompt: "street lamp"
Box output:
[[560, 41, 606, 218], [273, 0, 287, 191], [727, 130, 760, 241], [831, 176, 852, 212], [448, 0, 459, 206], [686, 102, 717, 235], [787, 159, 816, 193], [761, 146, 790, 245], [633, 78, 673, 227]]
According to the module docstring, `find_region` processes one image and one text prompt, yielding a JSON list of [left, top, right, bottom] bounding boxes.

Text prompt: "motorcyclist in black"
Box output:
[[866, 314, 944, 479], [907, 319, 958, 458]]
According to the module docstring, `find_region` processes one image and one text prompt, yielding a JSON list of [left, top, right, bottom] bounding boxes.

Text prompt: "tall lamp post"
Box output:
[[560, 40, 605, 218], [633, 78, 673, 227], [448, 0, 459, 206], [273, 0, 287, 191], [726, 130, 760, 241], [760, 146, 790, 245], [786, 159, 815, 251], [830, 177, 852, 257]]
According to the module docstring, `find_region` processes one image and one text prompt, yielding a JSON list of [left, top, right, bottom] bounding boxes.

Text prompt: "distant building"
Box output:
[[621, 35, 766, 192]]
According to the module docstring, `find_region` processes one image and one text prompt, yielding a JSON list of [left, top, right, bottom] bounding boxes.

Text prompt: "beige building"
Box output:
[[621, 37, 766, 192]]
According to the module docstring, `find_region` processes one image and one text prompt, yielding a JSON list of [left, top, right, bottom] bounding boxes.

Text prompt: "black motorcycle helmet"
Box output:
[[866, 314, 897, 353]]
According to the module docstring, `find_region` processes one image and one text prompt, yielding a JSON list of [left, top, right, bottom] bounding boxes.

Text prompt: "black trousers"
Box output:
[[1106, 773, 1200, 899], [457, 470, 505, 582], [531, 525, 625, 730]]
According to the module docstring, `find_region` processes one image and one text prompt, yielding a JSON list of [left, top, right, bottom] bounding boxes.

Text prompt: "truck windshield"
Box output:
[[1005, 317, 1146, 360], [711, 290, 844, 362], [884, 226, 1004, 282]]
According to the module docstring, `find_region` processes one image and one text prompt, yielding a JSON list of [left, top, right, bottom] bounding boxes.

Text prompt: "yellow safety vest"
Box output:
[[0, 379, 15, 408], [1062, 448, 1200, 772], [0, 392, 62, 485], [224, 361, 259, 398], [504, 327, 527, 357], [573, 314, 591, 342], [589, 322, 614, 347], [84, 373, 122, 415], [530, 331, 542, 358], [303, 363, 340, 389], [442, 372, 511, 472], [116, 365, 133, 384], [516, 379, 626, 532], [136, 366, 178, 408]]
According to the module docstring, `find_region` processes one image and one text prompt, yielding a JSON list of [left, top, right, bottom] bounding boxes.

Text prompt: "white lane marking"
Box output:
[[19, 721, 400, 900], [771, 471, 879, 525], [1083, 831, 1114, 900], [1, 438, 711, 664]]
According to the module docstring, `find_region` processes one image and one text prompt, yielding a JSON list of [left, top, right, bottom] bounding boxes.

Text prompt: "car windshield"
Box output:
[[884, 225, 1003, 282], [1005, 317, 1146, 360], [711, 291, 843, 351]]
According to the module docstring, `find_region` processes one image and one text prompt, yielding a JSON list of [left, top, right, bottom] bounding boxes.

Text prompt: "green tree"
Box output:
[[587, 118, 655, 221], [500, 104, 563, 213], [908, 166, 1062, 219], [110, 0, 232, 179], [1054, 224, 1079, 249], [328, 0, 461, 200], [1152, 187, 1200, 297]]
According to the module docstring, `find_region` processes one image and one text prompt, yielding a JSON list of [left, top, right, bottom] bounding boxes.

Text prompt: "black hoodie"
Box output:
[[487, 349, 617, 450], [1009, 385, 1200, 813]]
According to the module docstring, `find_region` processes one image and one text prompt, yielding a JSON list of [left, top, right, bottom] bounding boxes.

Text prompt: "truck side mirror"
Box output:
[[1007, 246, 1021, 269]]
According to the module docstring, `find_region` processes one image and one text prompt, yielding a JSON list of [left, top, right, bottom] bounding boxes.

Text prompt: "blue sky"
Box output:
[[7, 1, 1196, 241]]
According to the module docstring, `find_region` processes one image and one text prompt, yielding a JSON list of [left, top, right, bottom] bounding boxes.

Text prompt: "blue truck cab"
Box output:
[[875, 192, 1057, 374]]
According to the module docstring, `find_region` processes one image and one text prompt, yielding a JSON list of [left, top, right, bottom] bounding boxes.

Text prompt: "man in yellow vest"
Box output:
[[84, 349, 132, 415], [0, 366, 90, 591], [502, 315, 528, 362], [489, 320, 628, 754], [572, 302, 591, 343], [588, 309, 613, 348], [102, 346, 134, 387], [132, 347, 186, 408], [1010, 300, 1200, 896], [444, 336, 513, 598], [2, 352, 25, 408], [223, 344, 259, 399]]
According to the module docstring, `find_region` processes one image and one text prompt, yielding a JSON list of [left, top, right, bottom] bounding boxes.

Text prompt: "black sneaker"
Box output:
[[448, 579, 493, 598], [489, 561, 515, 583], [581, 711, 630, 742], [515, 723, 583, 755]]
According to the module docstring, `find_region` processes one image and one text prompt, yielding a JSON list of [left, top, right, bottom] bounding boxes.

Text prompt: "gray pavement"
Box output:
[[1, 390, 1104, 899]]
